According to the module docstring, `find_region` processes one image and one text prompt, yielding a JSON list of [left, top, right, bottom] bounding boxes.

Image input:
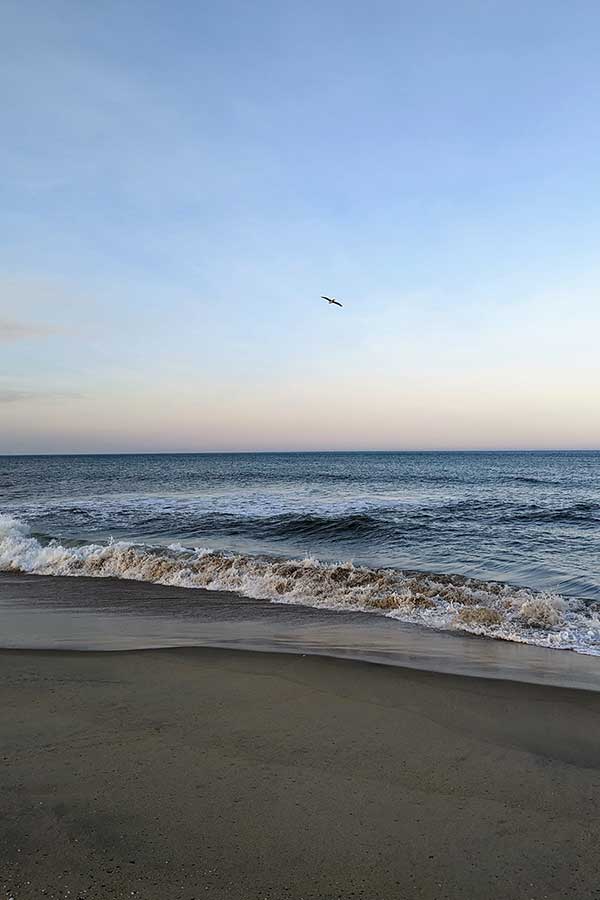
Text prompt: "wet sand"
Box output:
[[2, 647, 600, 900], [3, 573, 600, 690]]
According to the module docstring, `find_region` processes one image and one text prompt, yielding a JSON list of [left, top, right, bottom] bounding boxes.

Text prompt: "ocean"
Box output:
[[1, 450, 599, 657]]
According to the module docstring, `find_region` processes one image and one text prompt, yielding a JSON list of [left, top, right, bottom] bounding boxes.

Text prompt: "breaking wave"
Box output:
[[1, 515, 599, 655]]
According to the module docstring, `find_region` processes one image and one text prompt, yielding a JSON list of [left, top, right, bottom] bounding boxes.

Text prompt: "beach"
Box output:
[[3, 645, 600, 900], [2, 452, 599, 898]]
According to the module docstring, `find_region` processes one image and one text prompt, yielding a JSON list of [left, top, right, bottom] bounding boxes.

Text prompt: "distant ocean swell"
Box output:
[[2, 515, 599, 656]]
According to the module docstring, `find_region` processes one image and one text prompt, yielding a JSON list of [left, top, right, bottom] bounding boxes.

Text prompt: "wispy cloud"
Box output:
[[0, 388, 83, 404], [0, 318, 62, 342]]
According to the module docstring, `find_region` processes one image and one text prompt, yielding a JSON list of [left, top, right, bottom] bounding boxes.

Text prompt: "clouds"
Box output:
[[0, 318, 62, 342], [0, 276, 88, 338], [0, 277, 94, 355], [0, 388, 83, 403]]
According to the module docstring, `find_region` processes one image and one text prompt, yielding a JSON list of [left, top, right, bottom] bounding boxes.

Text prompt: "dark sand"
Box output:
[[2, 648, 600, 900]]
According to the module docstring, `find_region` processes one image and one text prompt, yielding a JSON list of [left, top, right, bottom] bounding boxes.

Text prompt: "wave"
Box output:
[[508, 475, 560, 485], [513, 502, 600, 524], [0, 497, 507, 542], [1, 515, 599, 655]]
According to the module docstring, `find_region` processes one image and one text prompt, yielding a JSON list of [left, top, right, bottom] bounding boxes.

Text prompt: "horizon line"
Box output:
[[1, 448, 599, 457]]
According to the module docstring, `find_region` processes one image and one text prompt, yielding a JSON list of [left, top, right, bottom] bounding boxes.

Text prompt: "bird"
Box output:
[[321, 295, 343, 308]]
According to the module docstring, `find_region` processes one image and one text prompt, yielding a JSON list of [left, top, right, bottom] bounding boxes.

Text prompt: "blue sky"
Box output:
[[1, 0, 599, 451]]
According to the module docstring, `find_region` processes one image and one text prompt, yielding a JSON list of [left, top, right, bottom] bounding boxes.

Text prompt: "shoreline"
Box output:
[[3, 645, 600, 899], [2, 572, 600, 691], [2, 513, 599, 656]]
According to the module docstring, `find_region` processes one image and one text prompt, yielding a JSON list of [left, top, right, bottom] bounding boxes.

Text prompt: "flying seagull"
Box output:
[[321, 295, 343, 307]]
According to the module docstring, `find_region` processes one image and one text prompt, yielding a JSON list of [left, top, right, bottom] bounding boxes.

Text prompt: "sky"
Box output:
[[1, 0, 599, 453]]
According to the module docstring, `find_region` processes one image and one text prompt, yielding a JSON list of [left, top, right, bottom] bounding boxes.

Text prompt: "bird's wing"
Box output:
[[321, 296, 332, 302], [332, 300, 343, 307]]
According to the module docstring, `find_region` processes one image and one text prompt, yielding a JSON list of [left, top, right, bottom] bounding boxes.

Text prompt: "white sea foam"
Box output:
[[1, 515, 599, 655]]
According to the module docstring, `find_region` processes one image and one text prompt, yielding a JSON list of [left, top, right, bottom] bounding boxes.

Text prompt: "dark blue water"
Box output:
[[1, 451, 599, 600]]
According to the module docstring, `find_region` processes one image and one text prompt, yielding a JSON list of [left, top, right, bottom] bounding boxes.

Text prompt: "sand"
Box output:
[[2, 646, 600, 900]]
